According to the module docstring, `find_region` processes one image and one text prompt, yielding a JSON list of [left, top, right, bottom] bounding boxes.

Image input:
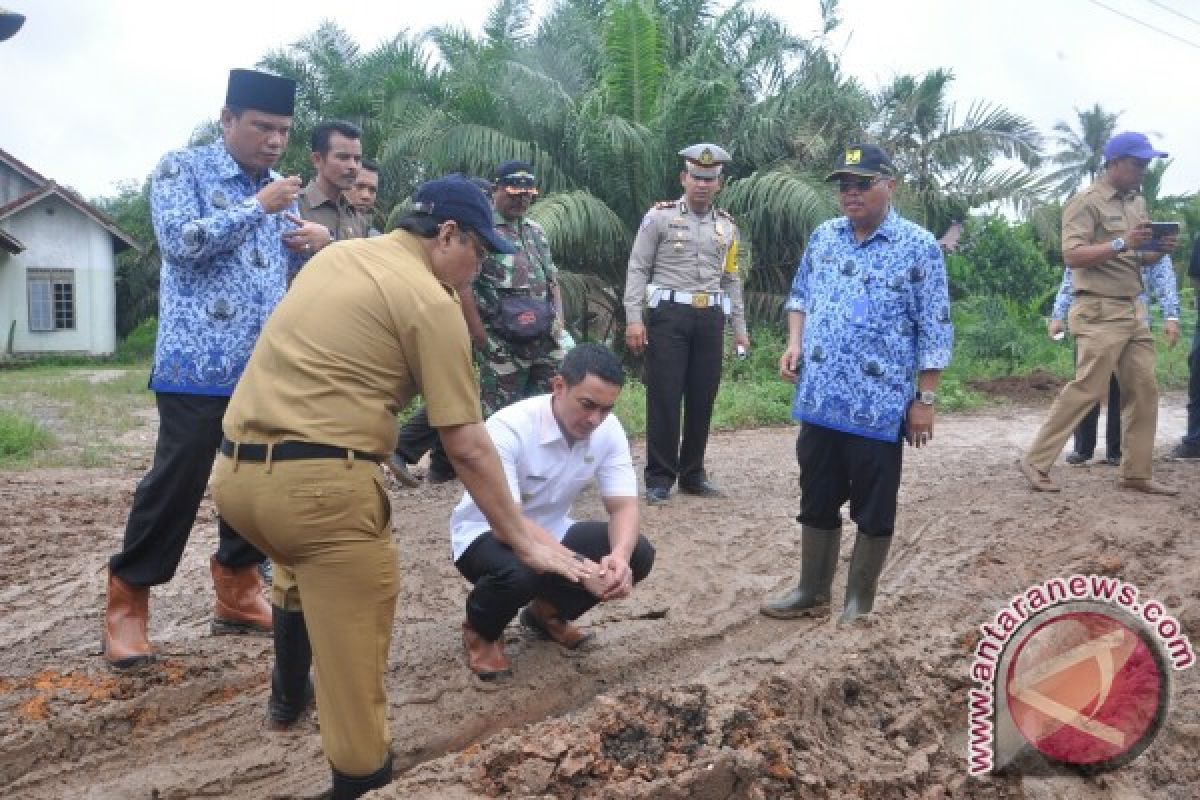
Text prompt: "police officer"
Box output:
[[624, 144, 748, 505], [212, 175, 596, 798]]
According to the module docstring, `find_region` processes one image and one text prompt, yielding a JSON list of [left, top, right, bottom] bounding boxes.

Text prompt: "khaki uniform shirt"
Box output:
[[298, 182, 368, 242], [623, 198, 746, 336], [1062, 175, 1149, 299], [223, 232, 482, 455]]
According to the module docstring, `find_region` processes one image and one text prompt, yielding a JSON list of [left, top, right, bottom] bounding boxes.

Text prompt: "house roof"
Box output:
[[0, 148, 140, 254], [0, 227, 25, 254]]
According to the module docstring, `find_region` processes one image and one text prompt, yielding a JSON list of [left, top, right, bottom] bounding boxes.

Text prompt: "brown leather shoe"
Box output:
[[462, 620, 511, 680], [1117, 478, 1179, 496], [104, 570, 155, 670], [520, 598, 595, 650], [210, 557, 273, 635], [1018, 459, 1060, 492]]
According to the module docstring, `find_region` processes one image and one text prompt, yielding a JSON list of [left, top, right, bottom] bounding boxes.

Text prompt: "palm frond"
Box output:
[[720, 167, 838, 270], [602, 0, 665, 123], [528, 190, 632, 284]]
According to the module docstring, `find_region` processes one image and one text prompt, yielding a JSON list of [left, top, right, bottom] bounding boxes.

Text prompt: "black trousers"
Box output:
[[1072, 373, 1122, 459], [1185, 295, 1200, 447], [455, 521, 656, 641], [109, 393, 265, 587], [393, 405, 452, 475], [643, 302, 726, 490], [796, 423, 903, 538]]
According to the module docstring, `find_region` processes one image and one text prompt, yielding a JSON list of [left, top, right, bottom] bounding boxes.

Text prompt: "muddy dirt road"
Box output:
[[1, 397, 1196, 799]]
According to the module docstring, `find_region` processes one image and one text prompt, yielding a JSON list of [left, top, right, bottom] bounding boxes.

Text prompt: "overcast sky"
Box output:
[[2, 0, 1198, 201]]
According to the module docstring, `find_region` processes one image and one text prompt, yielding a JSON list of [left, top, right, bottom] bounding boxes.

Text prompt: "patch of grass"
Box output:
[[0, 409, 56, 463], [0, 365, 153, 467]]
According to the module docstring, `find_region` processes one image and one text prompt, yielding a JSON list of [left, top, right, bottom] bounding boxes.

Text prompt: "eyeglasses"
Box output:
[[837, 176, 883, 193]]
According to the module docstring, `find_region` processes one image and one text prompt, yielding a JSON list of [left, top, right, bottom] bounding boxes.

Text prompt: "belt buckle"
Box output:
[[691, 293, 710, 308]]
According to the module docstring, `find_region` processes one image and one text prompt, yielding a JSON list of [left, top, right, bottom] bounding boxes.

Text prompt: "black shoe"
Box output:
[[1065, 452, 1091, 466], [645, 487, 670, 506], [1102, 454, 1121, 466], [426, 466, 457, 485], [1170, 442, 1200, 460], [678, 479, 722, 497], [330, 753, 392, 800]]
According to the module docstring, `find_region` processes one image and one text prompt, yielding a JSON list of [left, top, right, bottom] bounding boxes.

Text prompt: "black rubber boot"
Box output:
[[266, 605, 314, 730], [840, 532, 893, 622], [760, 525, 841, 618], [331, 753, 393, 800]]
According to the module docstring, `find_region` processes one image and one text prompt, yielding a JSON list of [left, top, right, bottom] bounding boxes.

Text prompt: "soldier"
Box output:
[[471, 160, 566, 419], [623, 143, 749, 505]]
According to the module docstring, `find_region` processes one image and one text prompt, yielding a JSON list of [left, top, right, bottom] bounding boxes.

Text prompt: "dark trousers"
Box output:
[[643, 302, 725, 490], [1072, 373, 1122, 459], [109, 393, 264, 587], [455, 521, 656, 641], [796, 423, 903, 538], [393, 405, 452, 475], [1186, 298, 1200, 447]]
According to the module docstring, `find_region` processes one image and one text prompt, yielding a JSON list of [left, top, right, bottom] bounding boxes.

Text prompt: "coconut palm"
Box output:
[[1045, 103, 1121, 198]]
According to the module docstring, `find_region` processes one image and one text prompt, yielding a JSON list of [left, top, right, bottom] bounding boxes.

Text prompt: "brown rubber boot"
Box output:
[[461, 620, 511, 680], [104, 570, 155, 670], [520, 597, 595, 650], [210, 556, 273, 635]]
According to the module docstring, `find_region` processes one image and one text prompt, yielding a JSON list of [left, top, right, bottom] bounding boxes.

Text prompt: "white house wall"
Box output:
[[0, 166, 38, 206], [0, 195, 117, 355]]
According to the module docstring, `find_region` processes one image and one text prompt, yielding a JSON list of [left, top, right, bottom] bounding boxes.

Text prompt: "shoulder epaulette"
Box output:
[[653, 200, 677, 210], [716, 208, 736, 222]]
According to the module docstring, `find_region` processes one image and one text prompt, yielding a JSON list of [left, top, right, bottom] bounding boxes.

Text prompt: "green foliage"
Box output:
[[94, 179, 159, 337], [113, 317, 158, 364], [0, 409, 55, 462], [944, 215, 1058, 305]]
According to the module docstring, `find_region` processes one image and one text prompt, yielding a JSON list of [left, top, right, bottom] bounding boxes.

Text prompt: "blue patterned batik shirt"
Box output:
[[149, 141, 300, 396], [1051, 255, 1180, 322], [786, 208, 954, 441]]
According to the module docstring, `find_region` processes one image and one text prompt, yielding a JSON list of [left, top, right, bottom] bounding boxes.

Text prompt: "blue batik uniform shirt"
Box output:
[[786, 208, 954, 441], [149, 141, 299, 396]]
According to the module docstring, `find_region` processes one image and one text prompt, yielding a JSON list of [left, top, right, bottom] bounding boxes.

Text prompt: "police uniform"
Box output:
[[212, 218, 485, 792], [623, 143, 745, 497]]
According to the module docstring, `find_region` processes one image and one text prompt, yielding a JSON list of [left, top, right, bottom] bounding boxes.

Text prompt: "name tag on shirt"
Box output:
[[850, 293, 870, 326]]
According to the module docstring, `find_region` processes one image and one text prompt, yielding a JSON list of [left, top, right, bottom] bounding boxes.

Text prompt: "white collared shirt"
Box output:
[[450, 393, 638, 561]]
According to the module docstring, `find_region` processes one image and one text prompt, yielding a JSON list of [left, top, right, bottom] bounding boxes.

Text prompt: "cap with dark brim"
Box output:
[[0, 9, 25, 41], [225, 69, 296, 117], [413, 175, 516, 255]]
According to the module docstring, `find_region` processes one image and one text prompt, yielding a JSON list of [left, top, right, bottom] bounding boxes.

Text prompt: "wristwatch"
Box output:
[[1111, 237, 1127, 253], [916, 390, 936, 406]]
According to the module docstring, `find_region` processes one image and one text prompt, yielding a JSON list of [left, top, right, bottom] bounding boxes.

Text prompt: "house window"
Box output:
[[28, 268, 76, 331]]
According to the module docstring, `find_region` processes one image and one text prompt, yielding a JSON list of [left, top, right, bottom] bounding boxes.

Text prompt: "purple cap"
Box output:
[[1103, 132, 1168, 162]]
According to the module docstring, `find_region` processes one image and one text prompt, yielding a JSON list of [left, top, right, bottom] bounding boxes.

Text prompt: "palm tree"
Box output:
[[871, 68, 1045, 235], [1046, 103, 1121, 198]]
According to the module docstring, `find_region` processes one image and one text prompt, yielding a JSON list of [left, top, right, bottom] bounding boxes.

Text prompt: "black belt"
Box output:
[[220, 438, 381, 463]]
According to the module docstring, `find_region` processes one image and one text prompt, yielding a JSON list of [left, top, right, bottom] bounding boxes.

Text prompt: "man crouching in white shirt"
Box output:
[[450, 343, 655, 680]]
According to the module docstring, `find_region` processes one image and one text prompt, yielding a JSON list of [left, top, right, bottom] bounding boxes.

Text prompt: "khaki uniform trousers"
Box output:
[[212, 455, 397, 777], [1026, 296, 1158, 480]]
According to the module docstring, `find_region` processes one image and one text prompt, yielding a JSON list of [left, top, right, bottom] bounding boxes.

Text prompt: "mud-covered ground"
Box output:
[[1, 395, 1197, 799]]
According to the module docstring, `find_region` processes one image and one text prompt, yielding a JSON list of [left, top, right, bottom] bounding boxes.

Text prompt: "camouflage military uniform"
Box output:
[[474, 210, 564, 416]]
